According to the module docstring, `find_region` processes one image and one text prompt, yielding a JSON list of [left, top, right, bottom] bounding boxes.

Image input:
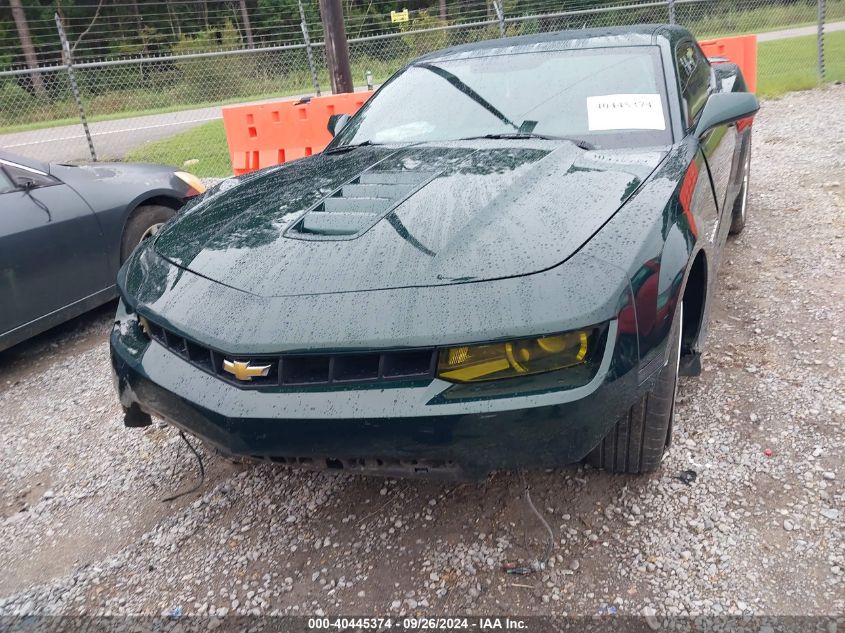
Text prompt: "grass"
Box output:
[[689, 0, 845, 40], [757, 30, 845, 96], [125, 119, 231, 177]]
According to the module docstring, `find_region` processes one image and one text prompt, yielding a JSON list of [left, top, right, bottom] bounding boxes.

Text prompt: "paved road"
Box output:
[[1, 22, 843, 165], [0, 94, 315, 164], [0, 106, 222, 164], [757, 19, 845, 42]]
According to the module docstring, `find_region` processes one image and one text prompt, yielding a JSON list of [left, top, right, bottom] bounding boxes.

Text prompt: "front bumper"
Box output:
[[111, 313, 644, 478]]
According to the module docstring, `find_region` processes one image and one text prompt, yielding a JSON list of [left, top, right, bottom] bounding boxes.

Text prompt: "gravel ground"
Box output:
[[0, 87, 843, 622]]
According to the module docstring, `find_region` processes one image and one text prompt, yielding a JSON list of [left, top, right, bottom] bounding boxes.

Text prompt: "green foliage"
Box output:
[[513, 17, 540, 36], [401, 10, 449, 57], [453, 23, 500, 44], [0, 75, 78, 128], [170, 21, 263, 102], [172, 20, 243, 54], [257, 0, 322, 41], [0, 21, 12, 70], [0, 79, 30, 104], [3, 0, 845, 72]]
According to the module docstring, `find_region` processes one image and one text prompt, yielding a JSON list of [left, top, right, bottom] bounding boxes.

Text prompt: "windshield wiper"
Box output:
[[416, 63, 518, 131], [324, 140, 379, 154], [460, 133, 594, 150]]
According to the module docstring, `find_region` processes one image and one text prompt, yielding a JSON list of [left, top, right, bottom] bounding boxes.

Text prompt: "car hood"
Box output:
[[154, 142, 667, 297], [50, 161, 180, 189]]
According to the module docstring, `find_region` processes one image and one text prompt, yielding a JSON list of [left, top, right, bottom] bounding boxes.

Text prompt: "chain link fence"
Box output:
[[1, 0, 842, 177]]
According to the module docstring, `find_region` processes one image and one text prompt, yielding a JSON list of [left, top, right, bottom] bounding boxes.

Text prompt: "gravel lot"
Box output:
[[0, 87, 843, 622]]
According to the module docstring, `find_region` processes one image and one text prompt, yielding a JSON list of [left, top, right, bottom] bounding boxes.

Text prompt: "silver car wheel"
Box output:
[[139, 222, 163, 245]]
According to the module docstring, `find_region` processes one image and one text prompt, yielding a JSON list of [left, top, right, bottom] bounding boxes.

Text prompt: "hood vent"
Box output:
[[287, 169, 435, 240]]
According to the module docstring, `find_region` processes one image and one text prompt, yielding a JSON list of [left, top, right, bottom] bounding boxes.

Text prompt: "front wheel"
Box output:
[[120, 204, 176, 263], [586, 303, 682, 474]]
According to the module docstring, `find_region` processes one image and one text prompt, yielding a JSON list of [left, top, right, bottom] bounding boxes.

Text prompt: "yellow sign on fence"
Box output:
[[391, 9, 409, 23]]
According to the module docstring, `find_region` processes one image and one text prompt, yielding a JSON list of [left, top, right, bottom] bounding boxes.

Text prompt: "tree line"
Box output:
[[2, 0, 657, 67], [2, 0, 815, 100]]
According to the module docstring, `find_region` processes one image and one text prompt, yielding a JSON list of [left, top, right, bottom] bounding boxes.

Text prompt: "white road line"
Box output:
[[1, 116, 221, 148], [89, 116, 221, 136], [3, 136, 88, 147]]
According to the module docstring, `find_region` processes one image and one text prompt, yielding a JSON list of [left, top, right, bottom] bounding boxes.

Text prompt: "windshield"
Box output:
[[333, 46, 672, 150]]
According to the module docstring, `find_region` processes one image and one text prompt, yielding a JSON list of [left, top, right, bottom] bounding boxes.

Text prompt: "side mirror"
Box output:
[[327, 113, 351, 137], [694, 92, 759, 138]]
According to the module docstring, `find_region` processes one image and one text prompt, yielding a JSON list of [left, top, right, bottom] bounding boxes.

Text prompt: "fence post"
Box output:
[[298, 0, 321, 96], [817, 0, 826, 84], [493, 0, 506, 37], [668, 0, 676, 25], [54, 13, 97, 162]]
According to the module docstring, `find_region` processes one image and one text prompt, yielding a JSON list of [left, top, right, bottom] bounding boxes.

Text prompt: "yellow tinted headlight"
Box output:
[[437, 330, 594, 383]]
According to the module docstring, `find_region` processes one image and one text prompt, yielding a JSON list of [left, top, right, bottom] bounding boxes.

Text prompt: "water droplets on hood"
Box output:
[[152, 145, 667, 298]]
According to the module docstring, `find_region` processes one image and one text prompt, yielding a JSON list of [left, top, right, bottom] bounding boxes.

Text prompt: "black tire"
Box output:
[[729, 133, 751, 236], [587, 303, 683, 474], [120, 204, 176, 263]]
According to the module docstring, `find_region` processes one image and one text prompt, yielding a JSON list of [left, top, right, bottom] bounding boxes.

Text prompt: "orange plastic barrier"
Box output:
[[699, 35, 758, 94], [222, 91, 374, 175]]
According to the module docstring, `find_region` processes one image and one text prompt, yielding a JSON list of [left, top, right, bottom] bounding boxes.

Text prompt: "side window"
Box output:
[[2, 163, 58, 189], [0, 169, 15, 194], [675, 41, 712, 129]]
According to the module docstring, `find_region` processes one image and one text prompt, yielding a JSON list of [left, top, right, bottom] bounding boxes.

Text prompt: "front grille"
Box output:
[[143, 318, 436, 388]]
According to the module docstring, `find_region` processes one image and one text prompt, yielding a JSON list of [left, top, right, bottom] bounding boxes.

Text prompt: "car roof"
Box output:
[[0, 151, 50, 174], [416, 23, 691, 63]]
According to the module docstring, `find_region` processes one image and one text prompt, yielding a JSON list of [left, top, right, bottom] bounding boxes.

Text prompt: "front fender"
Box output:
[[52, 163, 191, 273], [579, 141, 705, 378]]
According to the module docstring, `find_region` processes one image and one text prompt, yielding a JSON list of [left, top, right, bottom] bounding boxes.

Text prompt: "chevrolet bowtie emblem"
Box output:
[[222, 359, 272, 381]]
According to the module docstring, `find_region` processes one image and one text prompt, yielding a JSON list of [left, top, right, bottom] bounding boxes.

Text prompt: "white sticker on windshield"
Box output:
[[587, 94, 665, 131]]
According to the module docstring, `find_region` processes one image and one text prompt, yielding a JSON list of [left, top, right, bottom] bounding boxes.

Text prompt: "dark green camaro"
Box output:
[[111, 25, 758, 478]]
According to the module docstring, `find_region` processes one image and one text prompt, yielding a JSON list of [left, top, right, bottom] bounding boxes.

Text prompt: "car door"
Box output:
[[0, 160, 111, 337], [675, 40, 737, 246]]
